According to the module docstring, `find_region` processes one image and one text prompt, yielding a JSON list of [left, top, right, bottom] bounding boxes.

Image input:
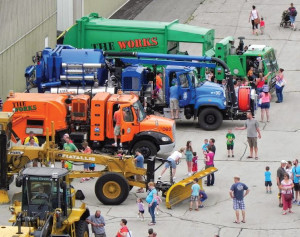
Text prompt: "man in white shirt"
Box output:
[[158, 148, 185, 181]]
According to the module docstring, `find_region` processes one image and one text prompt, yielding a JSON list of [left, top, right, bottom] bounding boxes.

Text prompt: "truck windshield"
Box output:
[[264, 50, 278, 73], [26, 178, 52, 206], [133, 101, 146, 122]]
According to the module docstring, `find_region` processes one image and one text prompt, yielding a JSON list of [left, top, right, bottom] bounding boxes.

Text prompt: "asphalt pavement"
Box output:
[[1, 0, 300, 236]]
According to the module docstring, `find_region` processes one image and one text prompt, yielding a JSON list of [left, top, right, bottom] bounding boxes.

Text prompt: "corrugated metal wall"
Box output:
[[0, 0, 57, 102], [57, 0, 128, 31]]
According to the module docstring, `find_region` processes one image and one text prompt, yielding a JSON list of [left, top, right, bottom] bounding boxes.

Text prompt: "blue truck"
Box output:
[[25, 45, 255, 130]]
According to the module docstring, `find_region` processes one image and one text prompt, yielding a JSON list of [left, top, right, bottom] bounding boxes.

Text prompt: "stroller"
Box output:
[[280, 10, 291, 28]]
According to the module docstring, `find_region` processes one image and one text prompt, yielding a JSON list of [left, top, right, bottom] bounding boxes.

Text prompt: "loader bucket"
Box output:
[[165, 167, 218, 209]]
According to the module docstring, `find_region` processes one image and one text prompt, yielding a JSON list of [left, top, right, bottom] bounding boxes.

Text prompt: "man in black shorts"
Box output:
[[292, 159, 300, 205]]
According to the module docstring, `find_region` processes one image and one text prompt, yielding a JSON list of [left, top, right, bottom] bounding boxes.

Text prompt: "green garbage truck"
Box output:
[[62, 13, 278, 87]]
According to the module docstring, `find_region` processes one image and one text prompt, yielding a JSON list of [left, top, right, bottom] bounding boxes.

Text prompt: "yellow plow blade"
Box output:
[[165, 167, 218, 209]]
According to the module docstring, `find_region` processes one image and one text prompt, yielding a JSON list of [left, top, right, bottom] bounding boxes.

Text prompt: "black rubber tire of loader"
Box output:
[[132, 140, 157, 159], [198, 107, 223, 131], [75, 220, 89, 237], [95, 172, 130, 205]]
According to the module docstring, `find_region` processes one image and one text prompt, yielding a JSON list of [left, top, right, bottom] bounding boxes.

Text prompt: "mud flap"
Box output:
[[165, 167, 218, 209]]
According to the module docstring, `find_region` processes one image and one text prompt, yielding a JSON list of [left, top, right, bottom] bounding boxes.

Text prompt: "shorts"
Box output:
[[170, 98, 179, 110], [200, 196, 207, 202], [247, 137, 257, 148], [227, 144, 234, 150], [139, 210, 145, 214], [114, 125, 121, 136], [164, 157, 176, 169], [294, 183, 300, 191], [290, 16, 295, 24], [233, 198, 245, 210], [265, 181, 272, 187], [84, 163, 90, 169], [261, 102, 270, 109], [95, 234, 106, 237], [190, 195, 199, 201]]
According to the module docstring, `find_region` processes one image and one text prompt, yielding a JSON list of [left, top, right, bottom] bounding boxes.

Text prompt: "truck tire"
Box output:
[[75, 220, 89, 237], [198, 108, 223, 130], [95, 172, 130, 205], [132, 140, 157, 159]]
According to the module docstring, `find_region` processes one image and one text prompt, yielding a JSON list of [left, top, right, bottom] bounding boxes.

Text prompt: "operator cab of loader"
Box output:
[[19, 167, 72, 219]]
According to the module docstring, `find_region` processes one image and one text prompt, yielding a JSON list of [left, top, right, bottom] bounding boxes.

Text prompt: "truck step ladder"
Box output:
[[163, 108, 184, 119], [165, 167, 218, 209]]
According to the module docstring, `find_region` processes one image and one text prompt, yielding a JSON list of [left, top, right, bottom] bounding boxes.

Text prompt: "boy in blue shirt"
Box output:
[[189, 178, 200, 211], [265, 166, 272, 193]]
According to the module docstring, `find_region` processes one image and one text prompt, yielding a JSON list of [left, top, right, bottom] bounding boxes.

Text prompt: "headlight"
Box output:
[[161, 136, 170, 142]]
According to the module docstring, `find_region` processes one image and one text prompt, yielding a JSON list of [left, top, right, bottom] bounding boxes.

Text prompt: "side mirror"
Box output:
[[75, 190, 85, 200]]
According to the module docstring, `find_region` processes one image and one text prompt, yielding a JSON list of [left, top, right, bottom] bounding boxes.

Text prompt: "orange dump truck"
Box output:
[[3, 92, 175, 157]]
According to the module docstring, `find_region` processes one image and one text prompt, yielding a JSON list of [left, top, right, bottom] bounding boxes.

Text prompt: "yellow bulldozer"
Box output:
[[0, 111, 217, 236]]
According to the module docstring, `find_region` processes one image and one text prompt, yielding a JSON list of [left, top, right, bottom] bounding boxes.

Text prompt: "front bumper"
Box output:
[[159, 142, 175, 154]]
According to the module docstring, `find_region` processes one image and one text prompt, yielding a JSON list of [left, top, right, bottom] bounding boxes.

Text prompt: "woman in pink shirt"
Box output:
[[259, 85, 271, 122], [280, 173, 294, 215], [205, 146, 215, 186]]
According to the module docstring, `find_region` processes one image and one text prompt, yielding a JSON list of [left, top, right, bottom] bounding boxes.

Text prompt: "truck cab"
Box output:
[[90, 92, 175, 158]]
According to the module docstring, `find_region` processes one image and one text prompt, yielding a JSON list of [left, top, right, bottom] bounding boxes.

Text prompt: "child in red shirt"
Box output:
[[260, 17, 265, 35], [192, 152, 198, 173]]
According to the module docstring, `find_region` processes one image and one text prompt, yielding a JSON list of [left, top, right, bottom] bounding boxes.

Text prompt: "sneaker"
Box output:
[[112, 143, 117, 147], [173, 177, 176, 182], [199, 205, 204, 208], [293, 200, 297, 204], [119, 143, 122, 147], [298, 202, 300, 206], [188, 173, 192, 177], [232, 155, 234, 157], [227, 155, 230, 158], [158, 176, 162, 180], [279, 203, 283, 207], [269, 190, 272, 194], [156, 212, 159, 215], [266, 190, 269, 194]]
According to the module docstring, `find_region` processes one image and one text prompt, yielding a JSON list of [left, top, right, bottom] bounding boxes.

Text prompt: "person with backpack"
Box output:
[[288, 3, 297, 30]]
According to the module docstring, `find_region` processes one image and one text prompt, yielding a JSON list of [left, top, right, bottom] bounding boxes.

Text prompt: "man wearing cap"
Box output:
[[277, 160, 288, 207], [229, 175, 249, 224], [24, 131, 39, 145], [235, 112, 261, 159]]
